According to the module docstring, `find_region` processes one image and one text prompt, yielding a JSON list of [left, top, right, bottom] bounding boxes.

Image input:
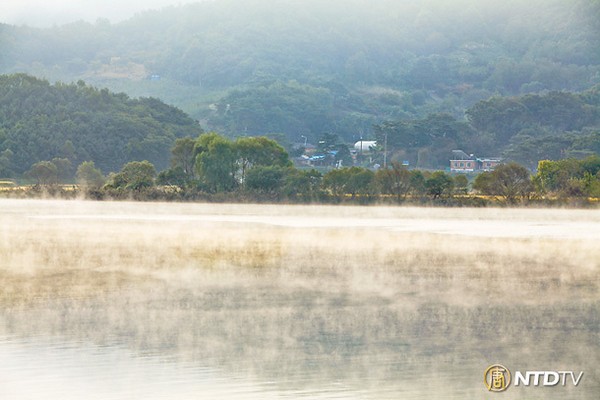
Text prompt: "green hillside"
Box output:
[[0, 74, 203, 176], [0, 0, 599, 171], [374, 87, 600, 169], [1, 0, 598, 144]]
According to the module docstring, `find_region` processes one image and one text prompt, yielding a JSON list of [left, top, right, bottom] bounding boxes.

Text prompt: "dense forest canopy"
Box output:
[[1, 0, 598, 144], [0, 0, 599, 173], [0, 74, 202, 176], [368, 86, 600, 169]]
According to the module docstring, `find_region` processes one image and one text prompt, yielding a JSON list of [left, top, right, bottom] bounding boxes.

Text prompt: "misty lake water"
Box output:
[[0, 199, 598, 399]]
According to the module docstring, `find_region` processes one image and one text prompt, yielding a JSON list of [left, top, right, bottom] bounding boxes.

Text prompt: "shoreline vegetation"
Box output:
[[1, 181, 598, 209], [1, 75, 598, 210], [1, 132, 599, 208]]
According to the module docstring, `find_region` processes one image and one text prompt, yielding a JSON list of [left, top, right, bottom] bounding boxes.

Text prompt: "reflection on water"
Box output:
[[1, 335, 327, 400], [0, 199, 598, 399]]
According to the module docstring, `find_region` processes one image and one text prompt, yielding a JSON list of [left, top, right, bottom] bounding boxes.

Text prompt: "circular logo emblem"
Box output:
[[484, 364, 511, 392]]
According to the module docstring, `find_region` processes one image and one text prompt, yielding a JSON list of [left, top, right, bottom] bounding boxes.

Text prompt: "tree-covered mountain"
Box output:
[[467, 88, 600, 168], [0, 74, 203, 176], [374, 87, 600, 169], [1, 0, 598, 146]]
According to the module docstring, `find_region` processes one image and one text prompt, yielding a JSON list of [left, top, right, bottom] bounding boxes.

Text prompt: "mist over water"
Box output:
[[0, 199, 598, 399]]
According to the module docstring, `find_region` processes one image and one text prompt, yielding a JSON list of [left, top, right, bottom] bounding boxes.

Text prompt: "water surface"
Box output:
[[1, 200, 598, 399]]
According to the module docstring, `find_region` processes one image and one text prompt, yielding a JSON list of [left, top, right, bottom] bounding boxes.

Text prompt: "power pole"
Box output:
[[383, 131, 388, 169]]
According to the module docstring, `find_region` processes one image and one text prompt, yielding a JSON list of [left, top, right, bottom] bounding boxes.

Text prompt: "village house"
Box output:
[[450, 150, 501, 172]]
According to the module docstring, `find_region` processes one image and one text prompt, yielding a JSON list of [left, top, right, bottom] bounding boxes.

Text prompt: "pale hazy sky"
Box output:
[[0, 0, 207, 27]]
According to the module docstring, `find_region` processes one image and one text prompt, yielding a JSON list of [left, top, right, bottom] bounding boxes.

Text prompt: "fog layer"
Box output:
[[0, 200, 598, 399]]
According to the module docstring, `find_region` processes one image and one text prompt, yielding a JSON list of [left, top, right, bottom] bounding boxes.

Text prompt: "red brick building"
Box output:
[[450, 150, 501, 172]]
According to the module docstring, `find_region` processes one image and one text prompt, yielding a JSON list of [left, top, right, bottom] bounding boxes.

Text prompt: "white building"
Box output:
[[354, 141, 377, 153]]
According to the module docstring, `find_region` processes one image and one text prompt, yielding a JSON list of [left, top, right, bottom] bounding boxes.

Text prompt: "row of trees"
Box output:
[[23, 132, 600, 205], [472, 158, 600, 203]]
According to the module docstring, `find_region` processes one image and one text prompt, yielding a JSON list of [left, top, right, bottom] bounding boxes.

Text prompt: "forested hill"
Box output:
[[374, 87, 600, 169], [1, 0, 598, 144], [0, 74, 203, 175]]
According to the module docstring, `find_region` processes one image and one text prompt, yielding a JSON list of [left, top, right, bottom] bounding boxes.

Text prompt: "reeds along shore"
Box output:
[[1, 183, 599, 208]]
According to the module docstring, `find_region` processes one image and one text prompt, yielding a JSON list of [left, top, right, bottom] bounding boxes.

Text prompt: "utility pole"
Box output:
[[383, 131, 388, 169], [359, 136, 363, 164]]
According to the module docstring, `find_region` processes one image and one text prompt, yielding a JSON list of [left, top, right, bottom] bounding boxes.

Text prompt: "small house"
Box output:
[[450, 159, 477, 172], [450, 150, 501, 172], [478, 158, 502, 171]]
